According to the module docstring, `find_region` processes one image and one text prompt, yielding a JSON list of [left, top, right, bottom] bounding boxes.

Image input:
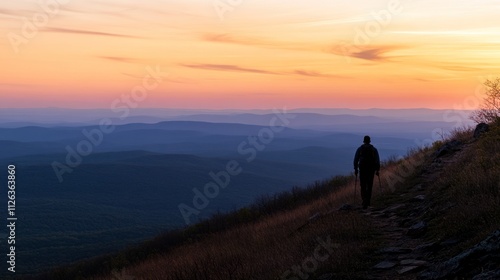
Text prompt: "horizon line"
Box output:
[[0, 107, 475, 111]]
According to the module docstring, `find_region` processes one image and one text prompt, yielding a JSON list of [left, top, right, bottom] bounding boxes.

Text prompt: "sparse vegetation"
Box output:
[[471, 77, 500, 123], [426, 119, 500, 247]]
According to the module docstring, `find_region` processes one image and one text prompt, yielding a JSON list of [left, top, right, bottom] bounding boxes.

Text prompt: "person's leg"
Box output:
[[359, 170, 368, 208], [365, 170, 375, 206]]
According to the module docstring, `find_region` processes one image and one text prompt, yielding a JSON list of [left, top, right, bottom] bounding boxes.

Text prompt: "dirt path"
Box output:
[[355, 145, 468, 280]]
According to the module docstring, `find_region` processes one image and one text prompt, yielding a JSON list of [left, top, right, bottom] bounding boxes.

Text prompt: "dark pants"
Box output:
[[359, 169, 375, 207]]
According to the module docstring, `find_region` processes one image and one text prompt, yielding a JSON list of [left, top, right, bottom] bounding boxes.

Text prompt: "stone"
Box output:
[[371, 212, 388, 218], [473, 122, 489, 139], [317, 273, 334, 280], [407, 221, 427, 238], [398, 266, 419, 274], [435, 140, 462, 158], [385, 204, 406, 213], [373, 261, 397, 269], [338, 204, 353, 211], [412, 195, 426, 202], [383, 227, 404, 233], [398, 218, 413, 227], [400, 259, 428, 266], [308, 212, 321, 221], [472, 269, 500, 280], [419, 230, 500, 279], [414, 242, 441, 253], [414, 184, 425, 191], [440, 238, 460, 247], [397, 254, 414, 260], [378, 247, 413, 254]]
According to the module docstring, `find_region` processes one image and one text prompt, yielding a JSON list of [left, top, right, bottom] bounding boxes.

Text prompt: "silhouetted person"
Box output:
[[353, 135, 380, 209]]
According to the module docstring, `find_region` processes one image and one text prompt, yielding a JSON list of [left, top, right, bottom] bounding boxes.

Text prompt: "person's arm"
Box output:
[[353, 147, 360, 173], [374, 147, 380, 174]]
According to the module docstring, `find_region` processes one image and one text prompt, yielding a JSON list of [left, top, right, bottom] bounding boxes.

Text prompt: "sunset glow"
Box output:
[[1, 0, 500, 109]]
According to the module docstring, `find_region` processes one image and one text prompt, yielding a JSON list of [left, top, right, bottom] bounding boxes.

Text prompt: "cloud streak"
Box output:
[[293, 70, 346, 79], [98, 56, 140, 63], [351, 48, 391, 61], [0, 83, 33, 88], [122, 72, 195, 84], [0, 8, 30, 19], [181, 62, 348, 80], [330, 45, 405, 62], [180, 63, 280, 75], [438, 64, 482, 72], [42, 27, 138, 38], [181, 62, 348, 79], [203, 33, 261, 45], [201, 33, 313, 52]]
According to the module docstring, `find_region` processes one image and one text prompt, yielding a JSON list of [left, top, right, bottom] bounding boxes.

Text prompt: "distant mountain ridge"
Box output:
[[0, 108, 473, 127]]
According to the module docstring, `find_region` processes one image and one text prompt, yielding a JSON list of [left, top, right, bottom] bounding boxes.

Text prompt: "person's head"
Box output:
[[363, 135, 371, 144]]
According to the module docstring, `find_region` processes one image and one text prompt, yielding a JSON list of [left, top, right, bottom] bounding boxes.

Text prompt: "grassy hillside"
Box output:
[[5, 151, 341, 275], [28, 120, 500, 280]]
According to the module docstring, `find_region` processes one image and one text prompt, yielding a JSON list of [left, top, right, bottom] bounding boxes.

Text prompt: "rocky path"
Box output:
[[317, 136, 500, 280], [361, 198, 434, 279], [357, 143, 463, 280]]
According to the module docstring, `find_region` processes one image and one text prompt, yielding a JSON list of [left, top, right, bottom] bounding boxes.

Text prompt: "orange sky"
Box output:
[[1, 0, 500, 109]]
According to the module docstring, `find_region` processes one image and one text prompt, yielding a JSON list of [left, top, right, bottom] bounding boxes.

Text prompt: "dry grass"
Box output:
[[378, 147, 431, 194], [425, 121, 500, 250], [92, 182, 380, 280], [84, 151, 435, 280]]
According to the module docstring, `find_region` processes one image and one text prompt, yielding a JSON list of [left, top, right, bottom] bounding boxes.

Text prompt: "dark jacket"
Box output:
[[353, 143, 380, 171]]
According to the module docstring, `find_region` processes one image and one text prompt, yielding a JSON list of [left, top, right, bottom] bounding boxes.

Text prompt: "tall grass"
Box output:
[[35, 176, 377, 280], [426, 120, 500, 247], [86, 157, 431, 280], [94, 180, 380, 280]]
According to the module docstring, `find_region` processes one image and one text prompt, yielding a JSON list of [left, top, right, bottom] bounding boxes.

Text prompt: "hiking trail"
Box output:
[[356, 142, 470, 280]]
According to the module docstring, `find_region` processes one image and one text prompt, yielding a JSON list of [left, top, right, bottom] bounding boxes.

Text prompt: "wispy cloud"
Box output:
[[391, 30, 500, 36], [180, 63, 280, 75], [181, 62, 349, 79], [122, 72, 196, 84], [437, 64, 482, 72], [201, 33, 312, 52], [293, 70, 345, 78], [0, 8, 29, 19], [0, 8, 13, 16], [42, 27, 137, 38], [293, 15, 374, 27], [98, 56, 140, 63], [203, 33, 260, 45], [351, 48, 391, 61], [0, 83, 33, 88], [330, 45, 405, 62]]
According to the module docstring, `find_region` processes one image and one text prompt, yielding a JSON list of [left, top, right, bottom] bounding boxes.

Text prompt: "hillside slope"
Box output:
[[32, 121, 500, 280]]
